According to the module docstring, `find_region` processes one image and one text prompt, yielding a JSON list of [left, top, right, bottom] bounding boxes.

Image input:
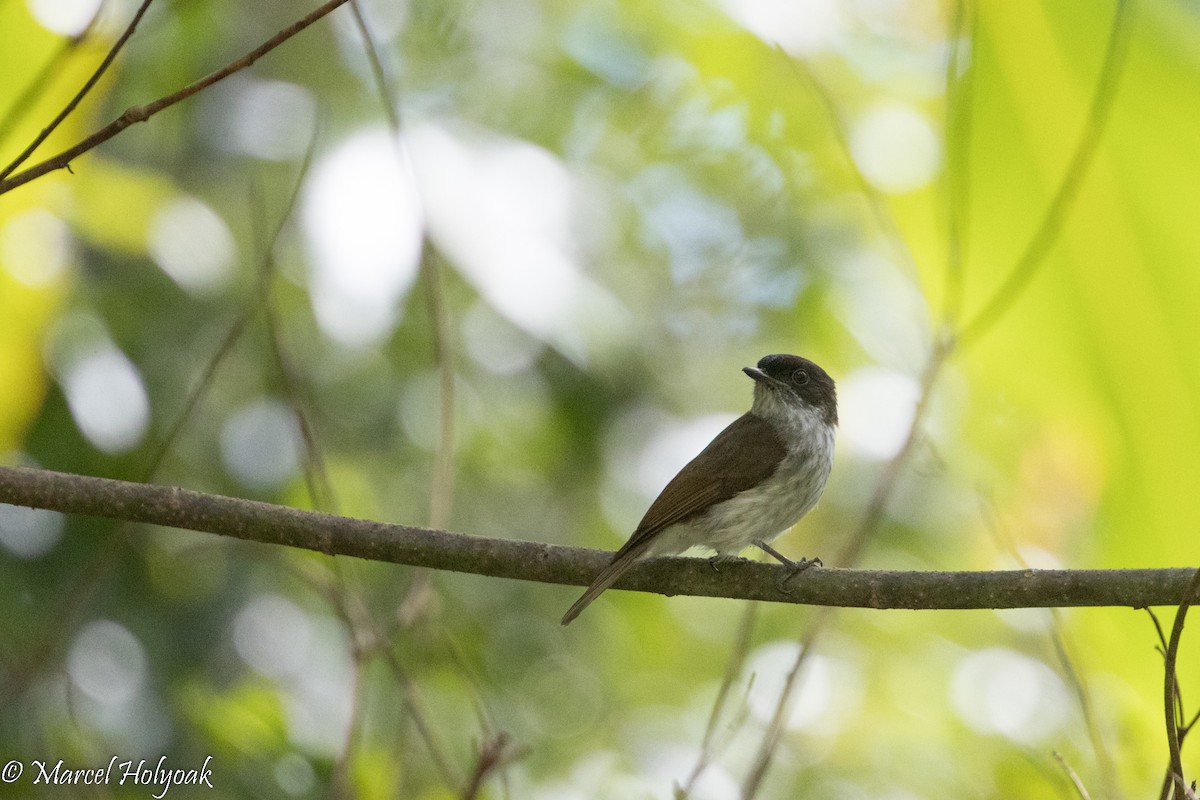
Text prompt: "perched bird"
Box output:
[[561, 354, 837, 625]]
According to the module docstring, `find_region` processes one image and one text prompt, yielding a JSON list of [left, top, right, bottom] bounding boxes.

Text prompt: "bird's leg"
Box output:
[[753, 540, 821, 593]]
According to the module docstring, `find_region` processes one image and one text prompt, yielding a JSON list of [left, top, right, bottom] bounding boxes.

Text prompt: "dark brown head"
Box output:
[[743, 354, 838, 426]]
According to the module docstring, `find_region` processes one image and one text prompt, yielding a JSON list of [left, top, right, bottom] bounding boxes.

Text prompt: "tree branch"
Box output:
[[0, 465, 1191, 609], [0, 0, 352, 196], [0, 0, 156, 181]]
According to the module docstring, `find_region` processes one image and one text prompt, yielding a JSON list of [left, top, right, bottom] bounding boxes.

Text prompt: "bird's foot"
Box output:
[[753, 540, 822, 593]]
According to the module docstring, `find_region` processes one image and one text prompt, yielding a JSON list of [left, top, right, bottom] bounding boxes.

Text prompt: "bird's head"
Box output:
[[743, 354, 838, 427]]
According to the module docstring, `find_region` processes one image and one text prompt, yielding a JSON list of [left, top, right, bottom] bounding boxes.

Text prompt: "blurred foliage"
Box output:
[[2, 0, 1200, 797]]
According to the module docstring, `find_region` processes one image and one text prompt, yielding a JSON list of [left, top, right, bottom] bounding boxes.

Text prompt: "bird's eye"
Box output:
[[792, 369, 810, 385]]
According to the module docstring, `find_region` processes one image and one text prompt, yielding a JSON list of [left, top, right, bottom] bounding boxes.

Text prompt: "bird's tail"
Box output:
[[560, 542, 652, 625]]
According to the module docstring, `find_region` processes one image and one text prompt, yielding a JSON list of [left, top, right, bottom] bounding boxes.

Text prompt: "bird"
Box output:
[[561, 354, 837, 625]]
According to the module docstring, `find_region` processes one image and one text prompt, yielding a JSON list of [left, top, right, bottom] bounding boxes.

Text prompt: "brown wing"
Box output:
[[560, 413, 785, 625], [614, 412, 785, 558]]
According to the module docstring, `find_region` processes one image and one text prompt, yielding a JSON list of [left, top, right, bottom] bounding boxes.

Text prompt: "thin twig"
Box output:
[[351, 0, 456, 531], [0, 0, 155, 181], [461, 733, 528, 800], [0, 1, 105, 149], [329, 645, 367, 800], [296, 560, 463, 793], [261, 274, 336, 513], [1164, 568, 1200, 800], [1048, 614, 1120, 800], [1149, 606, 1191, 800], [981, 492, 1119, 798], [348, 0, 400, 130], [839, 334, 952, 568], [381, 647, 462, 790], [349, 0, 458, 614], [150, 122, 317, 480], [253, 126, 334, 511], [0, 0, 353, 195], [679, 602, 760, 797], [1054, 751, 1094, 800], [740, 606, 832, 799]]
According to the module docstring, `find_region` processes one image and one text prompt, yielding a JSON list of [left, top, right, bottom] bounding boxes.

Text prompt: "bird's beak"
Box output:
[[743, 366, 779, 387]]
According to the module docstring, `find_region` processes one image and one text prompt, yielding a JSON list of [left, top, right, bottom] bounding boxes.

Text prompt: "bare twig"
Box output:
[[298, 561, 462, 793], [260, 264, 336, 513], [1150, 608, 1193, 800], [150, 122, 316, 481], [980, 492, 1119, 798], [461, 733, 528, 800], [350, 0, 455, 531], [679, 602, 760, 797], [329, 644, 367, 800], [1054, 751, 1094, 800], [247, 124, 336, 514], [1048, 615, 1120, 800], [0, 0, 105, 149], [348, 0, 400, 131], [0, 0, 155, 181], [1148, 609, 1200, 744], [381, 647, 462, 790], [841, 334, 951, 568], [1164, 568, 1200, 800], [348, 0, 458, 621], [741, 606, 832, 798], [0, 0, 353, 195]]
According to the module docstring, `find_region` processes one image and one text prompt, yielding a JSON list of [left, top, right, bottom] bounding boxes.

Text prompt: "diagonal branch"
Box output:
[[0, 0, 106, 151], [0, 465, 1195, 611], [0, 0, 156, 181], [0, 0, 352, 196]]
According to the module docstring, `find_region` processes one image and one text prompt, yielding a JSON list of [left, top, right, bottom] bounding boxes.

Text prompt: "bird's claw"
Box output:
[[752, 540, 821, 594], [775, 556, 821, 594]]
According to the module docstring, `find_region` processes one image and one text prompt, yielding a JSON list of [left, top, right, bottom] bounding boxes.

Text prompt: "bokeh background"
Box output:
[[2, 0, 1199, 797]]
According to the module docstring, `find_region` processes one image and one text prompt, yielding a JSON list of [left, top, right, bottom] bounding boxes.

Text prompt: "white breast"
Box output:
[[648, 406, 835, 558]]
